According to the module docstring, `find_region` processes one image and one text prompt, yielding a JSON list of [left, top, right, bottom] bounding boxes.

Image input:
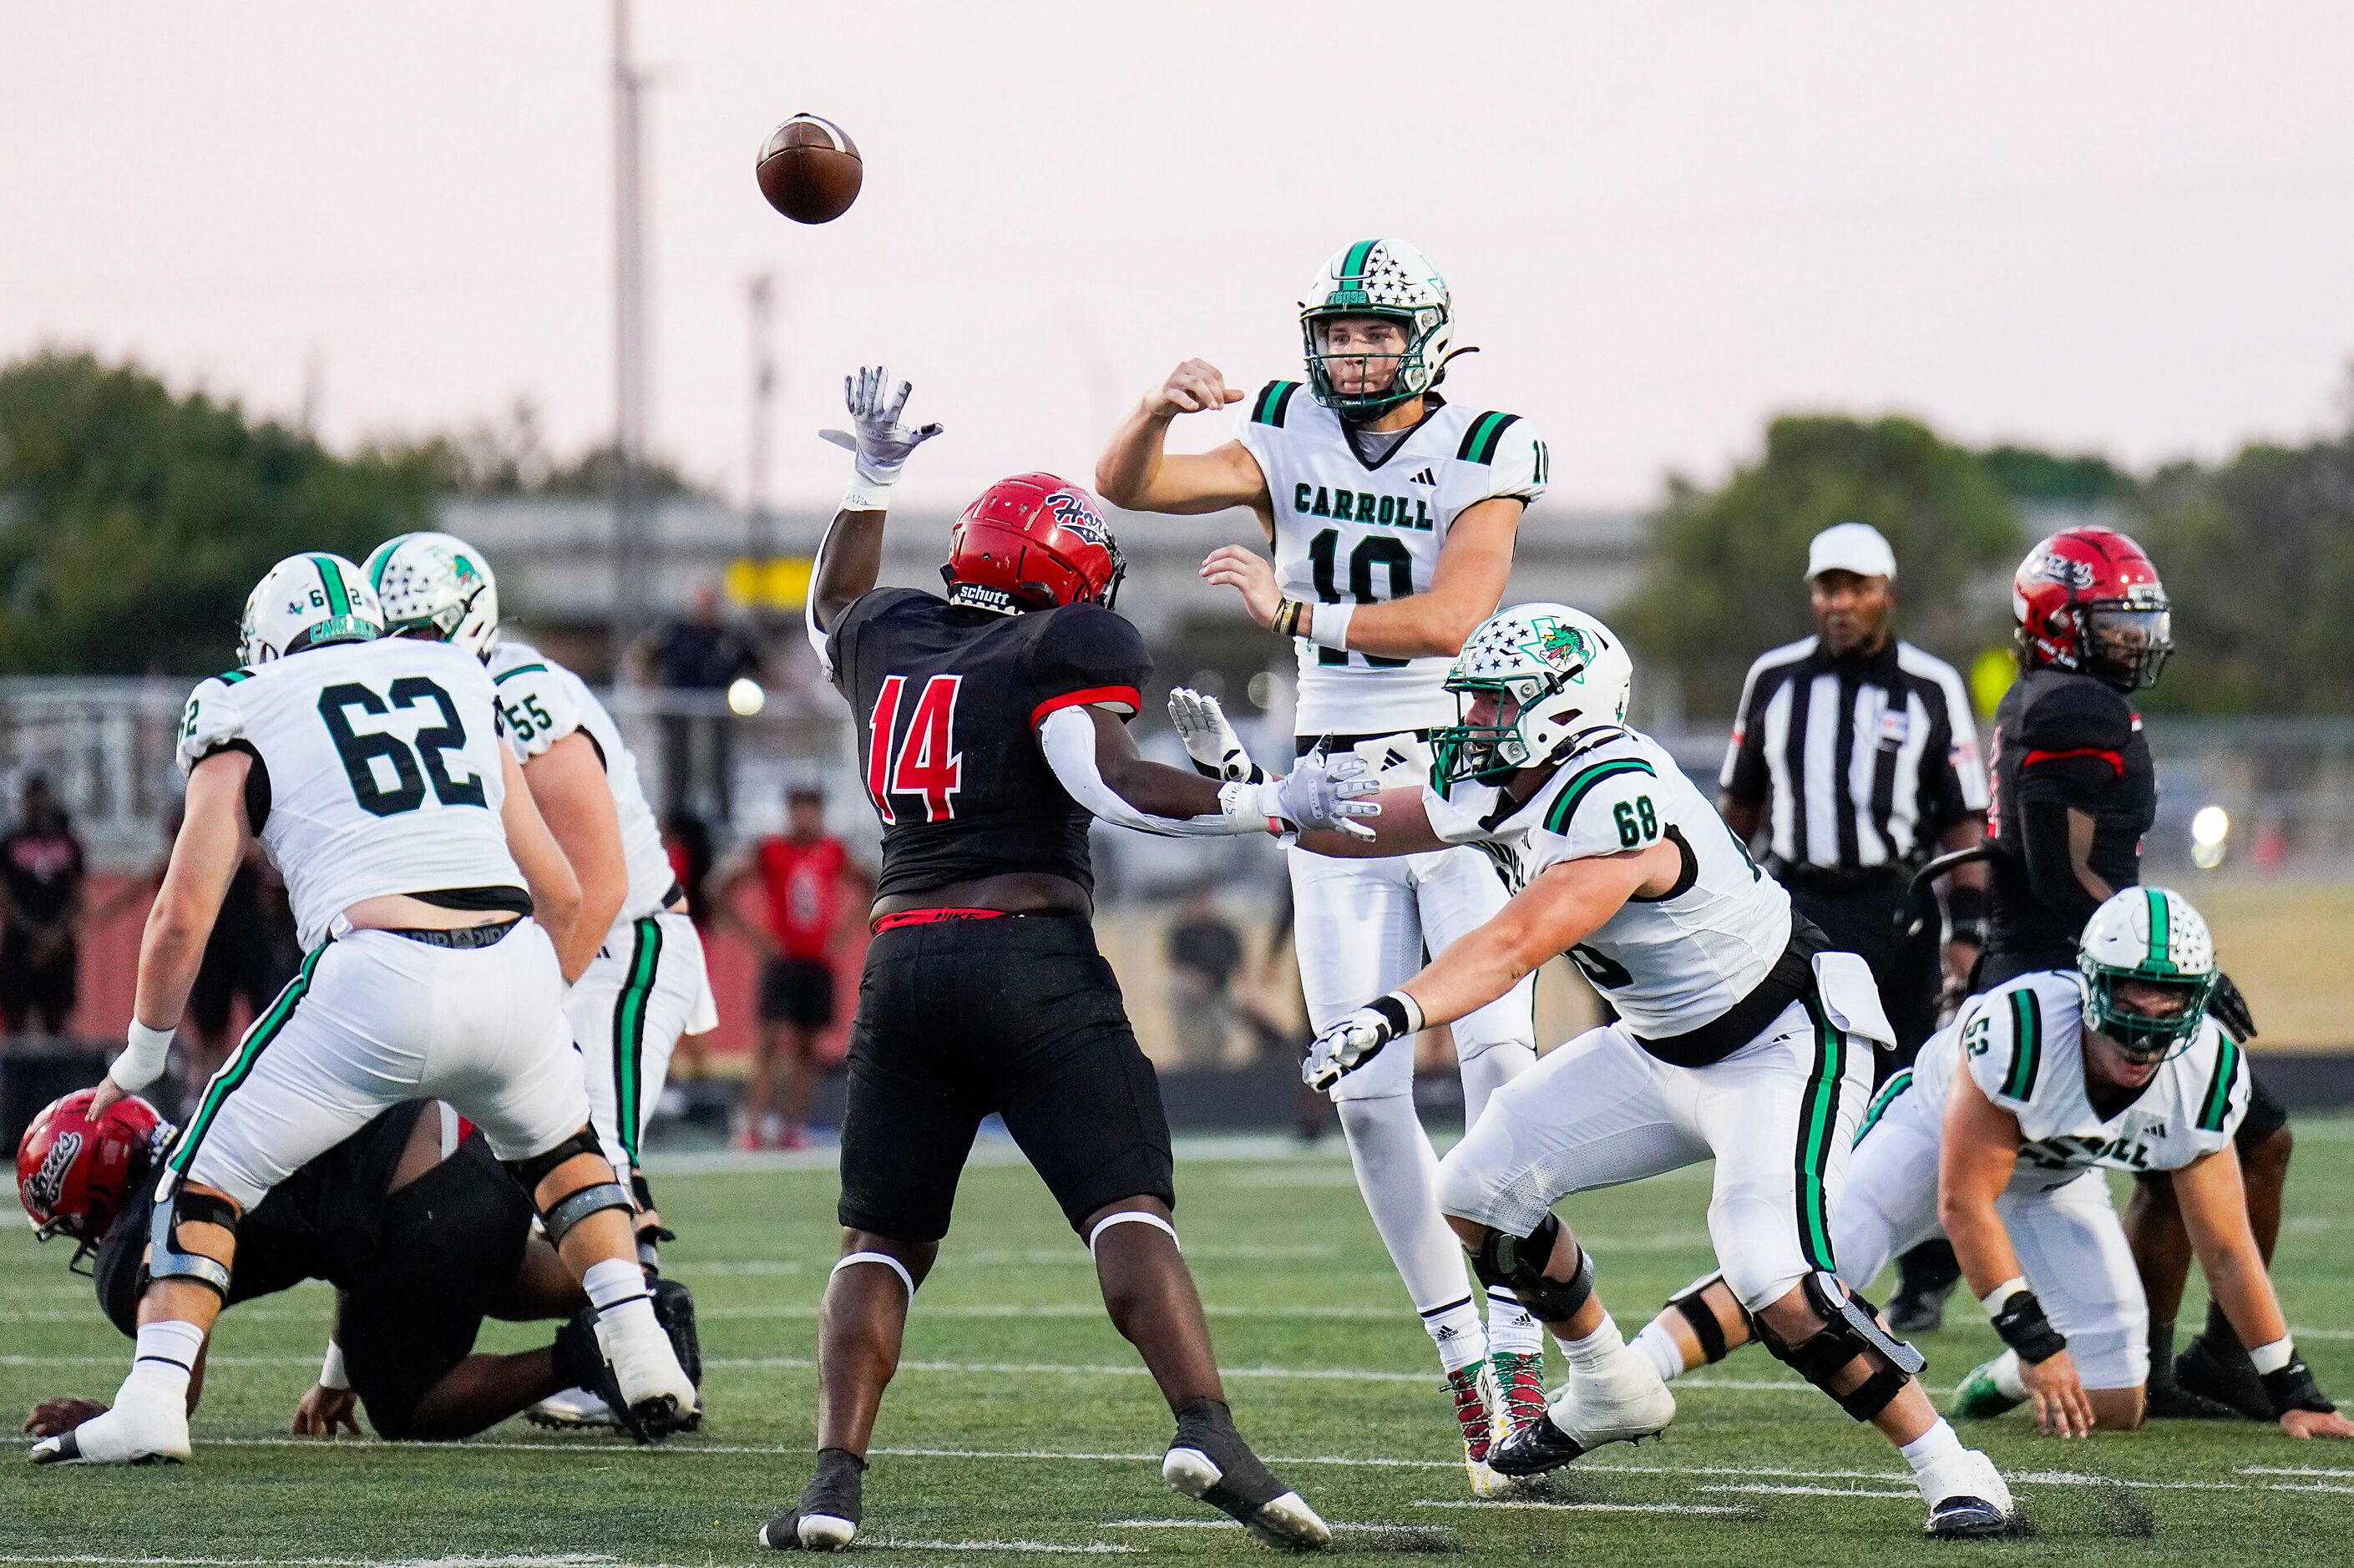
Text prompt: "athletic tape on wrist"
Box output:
[[320, 1340, 350, 1392], [831, 1249, 916, 1299], [1086, 1210, 1181, 1257], [112, 1021, 177, 1090], [2250, 1337, 2296, 1376], [1372, 989, 1425, 1039], [1306, 599, 1354, 651], [842, 472, 895, 512], [1978, 1277, 2028, 1319]]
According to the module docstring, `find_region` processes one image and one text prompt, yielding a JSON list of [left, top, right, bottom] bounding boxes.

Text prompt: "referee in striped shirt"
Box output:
[[1722, 524, 1992, 1331]]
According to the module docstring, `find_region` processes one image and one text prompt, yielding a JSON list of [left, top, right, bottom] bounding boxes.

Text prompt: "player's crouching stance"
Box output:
[[17, 1093, 699, 1444], [1634, 888, 2352, 1444], [1281, 603, 2016, 1540], [31, 556, 694, 1465], [760, 368, 1359, 1552]]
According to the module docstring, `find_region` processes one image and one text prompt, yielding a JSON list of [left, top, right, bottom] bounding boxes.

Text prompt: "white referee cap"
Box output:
[[1805, 521, 1898, 583]]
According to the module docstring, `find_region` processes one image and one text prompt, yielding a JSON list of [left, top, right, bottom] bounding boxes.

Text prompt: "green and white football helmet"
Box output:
[[363, 531, 501, 660], [1299, 238, 1452, 420], [1430, 604, 1634, 787], [238, 553, 383, 666], [2078, 887, 2219, 1063]]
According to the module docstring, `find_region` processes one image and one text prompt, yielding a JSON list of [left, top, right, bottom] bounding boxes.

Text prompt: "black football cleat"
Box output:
[[2143, 1377, 2247, 1422], [1926, 1495, 2012, 1540], [760, 1448, 866, 1551], [651, 1276, 705, 1430], [1886, 1288, 1947, 1338], [1162, 1399, 1330, 1550], [2175, 1335, 2271, 1422], [1490, 1412, 1591, 1477]]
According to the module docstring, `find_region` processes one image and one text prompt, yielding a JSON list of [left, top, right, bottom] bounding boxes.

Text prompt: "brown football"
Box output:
[[757, 114, 862, 224]]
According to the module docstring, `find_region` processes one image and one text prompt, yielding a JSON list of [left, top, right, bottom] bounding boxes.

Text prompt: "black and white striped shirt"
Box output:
[[1720, 636, 1987, 872]]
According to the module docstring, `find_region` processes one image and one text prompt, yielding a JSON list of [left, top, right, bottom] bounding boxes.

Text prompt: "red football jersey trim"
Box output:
[[2021, 746, 2124, 776], [1030, 685, 1142, 728]]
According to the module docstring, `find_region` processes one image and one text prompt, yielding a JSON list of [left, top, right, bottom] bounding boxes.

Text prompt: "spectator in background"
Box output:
[[0, 775, 86, 1037], [1162, 887, 1245, 1067], [636, 583, 763, 824], [714, 787, 871, 1150]]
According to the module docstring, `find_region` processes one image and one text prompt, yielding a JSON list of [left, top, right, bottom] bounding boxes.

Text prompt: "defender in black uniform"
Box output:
[[16, 1093, 697, 1443], [761, 369, 1371, 1553], [1987, 527, 2291, 1422]]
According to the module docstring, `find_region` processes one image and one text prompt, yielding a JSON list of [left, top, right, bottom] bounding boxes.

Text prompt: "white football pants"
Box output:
[[568, 908, 717, 1185]]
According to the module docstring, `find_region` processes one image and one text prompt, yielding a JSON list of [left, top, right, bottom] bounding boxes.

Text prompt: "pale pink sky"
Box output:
[[6, 2, 2351, 509]]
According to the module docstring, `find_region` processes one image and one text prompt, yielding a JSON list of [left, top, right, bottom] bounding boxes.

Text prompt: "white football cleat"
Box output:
[[595, 1313, 698, 1442], [1920, 1447, 2017, 1539], [28, 1388, 190, 1466], [526, 1386, 618, 1431]]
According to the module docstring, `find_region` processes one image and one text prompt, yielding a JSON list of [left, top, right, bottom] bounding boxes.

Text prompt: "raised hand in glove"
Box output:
[[1304, 992, 1424, 1092], [1168, 688, 1264, 782], [820, 366, 944, 483]]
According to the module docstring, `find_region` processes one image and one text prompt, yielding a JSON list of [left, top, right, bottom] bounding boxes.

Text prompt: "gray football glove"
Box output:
[[1168, 688, 1264, 782], [1272, 747, 1379, 840], [1304, 992, 1424, 1092], [819, 365, 944, 483]]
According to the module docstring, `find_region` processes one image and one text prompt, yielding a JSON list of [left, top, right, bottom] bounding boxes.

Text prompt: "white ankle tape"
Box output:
[[832, 1250, 916, 1298], [1086, 1210, 1180, 1256]]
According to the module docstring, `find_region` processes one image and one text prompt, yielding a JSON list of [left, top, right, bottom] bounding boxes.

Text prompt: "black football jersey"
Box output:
[[1982, 667, 2154, 979], [827, 588, 1153, 898]]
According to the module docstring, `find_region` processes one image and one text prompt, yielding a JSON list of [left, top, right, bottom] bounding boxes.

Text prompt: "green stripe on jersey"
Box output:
[[2002, 986, 2043, 1101], [310, 556, 351, 616], [494, 663, 549, 685], [216, 669, 254, 685], [1457, 411, 1521, 465], [1251, 381, 1300, 427], [1541, 757, 1656, 836], [2198, 1035, 2242, 1134], [1855, 1068, 1913, 1146]]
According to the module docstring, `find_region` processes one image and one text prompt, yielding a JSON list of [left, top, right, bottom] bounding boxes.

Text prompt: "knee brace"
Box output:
[[1752, 1271, 1925, 1422], [1663, 1272, 1747, 1366], [145, 1185, 240, 1299], [1469, 1213, 1595, 1324], [506, 1130, 633, 1247]]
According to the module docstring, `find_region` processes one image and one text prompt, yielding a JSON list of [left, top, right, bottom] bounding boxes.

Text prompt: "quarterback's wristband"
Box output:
[[1368, 989, 1425, 1042], [1271, 598, 1306, 639], [2256, 1346, 2335, 1417], [1988, 1287, 2068, 1364], [842, 468, 896, 512], [109, 1021, 177, 1092], [1307, 599, 1354, 651], [319, 1340, 351, 1393]]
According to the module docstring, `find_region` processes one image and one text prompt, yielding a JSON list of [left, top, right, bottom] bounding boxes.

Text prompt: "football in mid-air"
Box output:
[[757, 114, 862, 224]]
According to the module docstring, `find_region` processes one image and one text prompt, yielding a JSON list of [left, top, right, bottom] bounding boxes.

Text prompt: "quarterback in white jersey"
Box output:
[[1283, 603, 2015, 1540], [1637, 888, 2351, 1443], [1099, 238, 1549, 1487], [41, 554, 694, 1467]]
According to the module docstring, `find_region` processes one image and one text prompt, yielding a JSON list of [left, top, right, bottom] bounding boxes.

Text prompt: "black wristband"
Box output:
[[2261, 1355, 2337, 1418], [1990, 1290, 2068, 1364], [1367, 991, 1421, 1042]]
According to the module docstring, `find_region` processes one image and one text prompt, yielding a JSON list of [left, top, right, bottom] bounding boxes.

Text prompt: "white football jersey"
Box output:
[[1911, 969, 2250, 1192], [1425, 725, 1790, 1038], [486, 640, 676, 933], [178, 640, 523, 951], [1234, 384, 1546, 736]]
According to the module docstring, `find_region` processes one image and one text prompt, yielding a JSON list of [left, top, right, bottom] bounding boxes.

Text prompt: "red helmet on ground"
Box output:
[[2012, 526, 2173, 690], [942, 473, 1126, 614], [15, 1089, 170, 1254]]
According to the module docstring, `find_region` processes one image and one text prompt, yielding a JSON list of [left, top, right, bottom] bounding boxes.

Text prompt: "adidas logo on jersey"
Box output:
[[1409, 467, 1438, 487]]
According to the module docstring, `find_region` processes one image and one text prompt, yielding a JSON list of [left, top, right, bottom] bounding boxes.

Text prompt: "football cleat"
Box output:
[[760, 1448, 866, 1552], [1446, 1362, 1502, 1497], [2174, 1333, 2271, 1422], [1491, 1348, 1550, 1439], [1948, 1357, 2025, 1421], [526, 1386, 618, 1431], [1162, 1399, 1330, 1550], [595, 1303, 698, 1444], [2143, 1378, 2245, 1422], [1919, 1448, 2017, 1540], [1491, 1353, 1673, 1478], [1886, 1288, 1947, 1338], [28, 1386, 190, 1466]]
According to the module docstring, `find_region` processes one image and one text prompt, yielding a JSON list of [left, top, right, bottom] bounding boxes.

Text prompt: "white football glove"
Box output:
[[819, 365, 945, 483], [1168, 688, 1264, 782], [1304, 992, 1424, 1092], [1272, 746, 1380, 840]]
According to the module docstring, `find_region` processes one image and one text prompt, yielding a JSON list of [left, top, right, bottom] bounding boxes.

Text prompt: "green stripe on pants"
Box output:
[[1795, 999, 1847, 1273], [168, 944, 328, 1178], [1855, 1068, 1912, 1146], [610, 916, 665, 1166]]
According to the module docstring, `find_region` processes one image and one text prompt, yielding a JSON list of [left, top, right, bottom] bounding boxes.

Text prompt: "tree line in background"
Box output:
[[1, 348, 2349, 711]]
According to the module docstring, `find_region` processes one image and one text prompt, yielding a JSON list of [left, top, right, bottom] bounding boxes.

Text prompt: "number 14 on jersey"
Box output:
[[866, 674, 964, 823]]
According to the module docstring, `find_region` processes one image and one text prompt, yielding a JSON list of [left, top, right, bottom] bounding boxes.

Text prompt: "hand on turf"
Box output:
[[1304, 1002, 1405, 1092], [1148, 358, 1244, 418], [2280, 1407, 2354, 1439], [291, 1383, 361, 1438], [2021, 1348, 2095, 1438], [1200, 546, 1283, 629], [23, 1397, 105, 1438], [1168, 689, 1263, 782], [820, 366, 944, 483], [1273, 748, 1379, 841]]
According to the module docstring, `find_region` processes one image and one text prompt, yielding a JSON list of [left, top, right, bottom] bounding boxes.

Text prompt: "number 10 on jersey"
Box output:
[[866, 674, 964, 823]]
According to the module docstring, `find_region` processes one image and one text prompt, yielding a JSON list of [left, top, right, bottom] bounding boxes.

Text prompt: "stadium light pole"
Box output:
[[610, 0, 653, 680], [747, 271, 777, 564]]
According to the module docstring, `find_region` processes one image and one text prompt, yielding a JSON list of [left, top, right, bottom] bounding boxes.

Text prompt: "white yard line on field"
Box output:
[[1412, 1499, 1749, 1515], [1698, 1483, 1915, 1499], [1103, 1520, 1442, 1535], [2241, 1465, 2354, 1476]]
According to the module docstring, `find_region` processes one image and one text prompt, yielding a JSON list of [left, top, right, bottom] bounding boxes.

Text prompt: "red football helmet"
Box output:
[[2012, 526, 2173, 690], [15, 1089, 170, 1260], [942, 473, 1126, 614]]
